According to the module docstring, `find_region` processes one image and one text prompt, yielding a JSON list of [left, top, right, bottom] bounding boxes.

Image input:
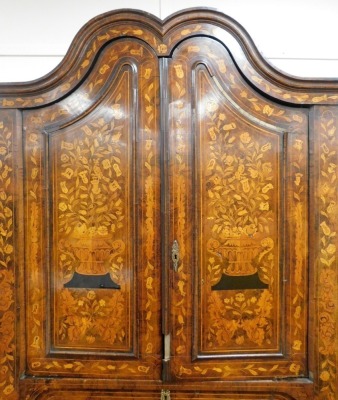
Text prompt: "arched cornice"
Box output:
[[1, 7, 338, 108]]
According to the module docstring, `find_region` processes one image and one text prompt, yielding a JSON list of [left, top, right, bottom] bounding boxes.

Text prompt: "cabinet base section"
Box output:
[[20, 377, 313, 400]]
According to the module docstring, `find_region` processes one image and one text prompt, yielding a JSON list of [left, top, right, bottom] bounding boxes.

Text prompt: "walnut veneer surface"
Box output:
[[0, 8, 338, 400]]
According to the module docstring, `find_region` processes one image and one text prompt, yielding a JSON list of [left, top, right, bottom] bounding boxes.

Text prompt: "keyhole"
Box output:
[[172, 240, 179, 271]]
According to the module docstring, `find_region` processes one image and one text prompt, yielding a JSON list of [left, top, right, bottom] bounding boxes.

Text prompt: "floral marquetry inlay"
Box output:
[[56, 115, 127, 278], [315, 108, 338, 400], [169, 37, 308, 381], [3, 9, 338, 400], [52, 78, 133, 351], [207, 290, 273, 349], [198, 70, 280, 352], [0, 112, 17, 399], [23, 39, 162, 380]]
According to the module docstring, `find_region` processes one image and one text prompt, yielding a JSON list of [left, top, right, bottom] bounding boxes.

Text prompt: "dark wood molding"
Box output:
[[1, 8, 337, 400], [1, 8, 338, 108]]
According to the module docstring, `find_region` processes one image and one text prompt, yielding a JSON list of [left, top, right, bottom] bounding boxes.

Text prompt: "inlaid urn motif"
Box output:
[[203, 103, 277, 290], [55, 113, 128, 289]]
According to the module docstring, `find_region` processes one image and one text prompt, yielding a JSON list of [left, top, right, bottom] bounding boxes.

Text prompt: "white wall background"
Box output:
[[0, 0, 337, 82]]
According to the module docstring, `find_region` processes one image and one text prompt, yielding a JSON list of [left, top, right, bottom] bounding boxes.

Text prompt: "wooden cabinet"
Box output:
[[167, 36, 308, 383], [23, 38, 162, 382], [0, 8, 337, 400]]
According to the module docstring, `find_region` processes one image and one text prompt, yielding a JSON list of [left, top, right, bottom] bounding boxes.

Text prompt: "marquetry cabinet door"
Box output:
[[23, 38, 162, 380], [166, 36, 309, 382]]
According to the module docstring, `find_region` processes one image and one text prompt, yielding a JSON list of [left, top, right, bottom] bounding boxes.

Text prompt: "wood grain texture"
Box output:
[[167, 36, 308, 382], [310, 106, 338, 400], [0, 9, 338, 108], [23, 39, 162, 380], [0, 7, 336, 400], [20, 378, 313, 400], [0, 110, 22, 400]]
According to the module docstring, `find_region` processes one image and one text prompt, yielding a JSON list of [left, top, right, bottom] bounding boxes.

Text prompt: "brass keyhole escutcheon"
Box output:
[[171, 240, 179, 271], [161, 389, 171, 399]]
